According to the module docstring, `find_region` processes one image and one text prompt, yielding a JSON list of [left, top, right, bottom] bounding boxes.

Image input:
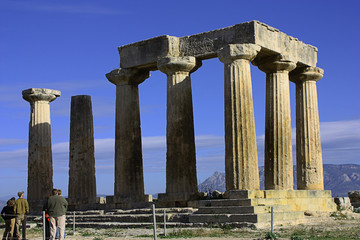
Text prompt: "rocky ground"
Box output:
[[2, 211, 360, 239]]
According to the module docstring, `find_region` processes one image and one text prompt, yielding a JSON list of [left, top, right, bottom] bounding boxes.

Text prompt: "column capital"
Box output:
[[157, 56, 196, 74], [217, 44, 261, 63], [256, 55, 296, 73], [22, 88, 61, 103], [106, 68, 150, 86], [290, 66, 324, 83]]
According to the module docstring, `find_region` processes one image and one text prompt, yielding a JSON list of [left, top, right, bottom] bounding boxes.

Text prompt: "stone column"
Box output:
[[217, 44, 261, 191], [68, 95, 97, 207], [157, 56, 198, 202], [257, 57, 296, 190], [106, 68, 149, 202], [290, 67, 324, 190], [22, 88, 60, 207]]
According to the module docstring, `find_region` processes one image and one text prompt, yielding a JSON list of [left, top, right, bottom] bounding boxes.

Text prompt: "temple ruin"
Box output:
[[24, 21, 336, 223], [105, 20, 329, 207]]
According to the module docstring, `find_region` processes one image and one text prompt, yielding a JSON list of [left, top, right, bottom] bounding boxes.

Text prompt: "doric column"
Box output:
[[157, 56, 198, 201], [68, 95, 97, 207], [257, 56, 296, 190], [290, 67, 324, 190], [106, 68, 150, 202], [217, 44, 261, 191], [22, 88, 60, 207]]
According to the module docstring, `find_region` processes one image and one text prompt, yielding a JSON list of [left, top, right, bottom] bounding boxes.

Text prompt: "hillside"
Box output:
[[199, 164, 360, 197]]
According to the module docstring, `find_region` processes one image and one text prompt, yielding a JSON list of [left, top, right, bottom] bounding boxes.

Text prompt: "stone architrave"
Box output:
[[106, 68, 149, 202], [22, 88, 61, 207], [257, 56, 296, 190], [290, 67, 324, 190], [68, 95, 97, 207], [217, 44, 261, 191], [157, 56, 199, 201]]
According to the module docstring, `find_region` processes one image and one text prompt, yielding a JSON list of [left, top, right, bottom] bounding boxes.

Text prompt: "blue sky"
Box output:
[[0, 0, 359, 199]]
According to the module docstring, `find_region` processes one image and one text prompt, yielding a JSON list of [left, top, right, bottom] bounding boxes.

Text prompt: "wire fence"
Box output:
[[1, 204, 166, 240], [2, 205, 280, 240]]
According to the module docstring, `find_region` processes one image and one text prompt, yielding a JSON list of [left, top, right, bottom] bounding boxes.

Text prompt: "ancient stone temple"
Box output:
[[106, 20, 335, 212], [22, 88, 60, 210], [68, 95, 97, 209]]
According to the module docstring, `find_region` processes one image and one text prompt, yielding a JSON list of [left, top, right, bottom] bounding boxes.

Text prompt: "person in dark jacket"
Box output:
[[43, 192, 54, 240], [1, 198, 16, 240], [47, 189, 68, 240]]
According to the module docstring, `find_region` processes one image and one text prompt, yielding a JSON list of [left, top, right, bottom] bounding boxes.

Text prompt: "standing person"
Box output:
[[14, 191, 29, 240], [1, 198, 16, 240], [55, 189, 66, 239], [43, 192, 55, 240], [47, 188, 68, 240]]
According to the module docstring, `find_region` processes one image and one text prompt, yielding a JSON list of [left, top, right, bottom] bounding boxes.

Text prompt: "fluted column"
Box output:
[[22, 88, 60, 207], [257, 57, 296, 190], [157, 56, 198, 201], [290, 67, 324, 190], [106, 68, 150, 202], [217, 44, 261, 190], [68, 95, 97, 207]]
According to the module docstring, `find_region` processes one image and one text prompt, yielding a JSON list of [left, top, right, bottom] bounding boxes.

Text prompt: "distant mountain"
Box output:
[[199, 164, 360, 197]]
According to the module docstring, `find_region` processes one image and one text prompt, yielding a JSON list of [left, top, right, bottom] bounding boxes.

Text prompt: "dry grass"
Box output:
[[2, 211, 360, 239]]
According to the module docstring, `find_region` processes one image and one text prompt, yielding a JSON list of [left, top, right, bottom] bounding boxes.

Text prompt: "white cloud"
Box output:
[[320, 119, 360, 164], [2, 119, 359, 173], [0, 119, 359, 196], [0, 138, 26, 147]]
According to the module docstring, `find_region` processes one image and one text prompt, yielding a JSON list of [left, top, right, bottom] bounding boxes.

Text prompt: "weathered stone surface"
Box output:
[[106, 68, 150, 203], [348, 191, 360, 202], [257, 57, 296, 190], [211, 190, 223, 199], [68, 95, 97, 208], [218, 44, 260, 191], [119, 21, 317, 69], [22, 88, 60, 209], [157, 56, 198, 203], [290, 67, 324, 190], [107, 21, 330, 212], [334, 197, 352, 210], [106, 68, 149, 85]]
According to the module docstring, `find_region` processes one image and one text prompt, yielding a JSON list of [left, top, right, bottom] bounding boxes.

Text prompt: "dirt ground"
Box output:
[[2, 211, 360, 239]]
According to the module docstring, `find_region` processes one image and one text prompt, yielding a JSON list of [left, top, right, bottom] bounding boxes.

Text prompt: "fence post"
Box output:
[[73, 211, 76, 234], [152, 204, 157, 240], [271, 206, 274, 234], [42, 211, 46, 240], [163, 209, 166, 236]]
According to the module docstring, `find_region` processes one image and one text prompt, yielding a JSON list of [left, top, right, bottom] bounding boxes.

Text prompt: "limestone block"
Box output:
[[348, 191, 360, 202], [119, 35, 180, 69], [106, 68, 150, 85], [334, 197, 352, 210], [212, 190, 223, 199], [119, 21, 317, 69], [96, 197, 106, 204], [217, 44, 261, 63]]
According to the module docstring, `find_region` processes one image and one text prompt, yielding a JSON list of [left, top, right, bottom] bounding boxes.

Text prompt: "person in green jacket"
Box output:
[[47, 189, 68, 240], [14, 191, 29, 240]]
